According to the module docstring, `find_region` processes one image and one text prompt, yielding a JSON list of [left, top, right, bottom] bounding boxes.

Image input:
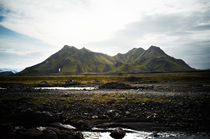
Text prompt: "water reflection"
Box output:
[[34, 87, 96, 90]]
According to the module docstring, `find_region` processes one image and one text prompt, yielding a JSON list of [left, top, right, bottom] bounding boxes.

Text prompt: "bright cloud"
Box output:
[[0, 0, 206, 47], [0, 0, 210, 69]]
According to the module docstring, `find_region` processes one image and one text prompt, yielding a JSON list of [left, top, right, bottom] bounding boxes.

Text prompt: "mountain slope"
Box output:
[[0, 71, 14, 76], [20, 45, 194, 75], [114, 47, 145, 63], [110, 46, 192, 73], [20, 45, 116, 75]]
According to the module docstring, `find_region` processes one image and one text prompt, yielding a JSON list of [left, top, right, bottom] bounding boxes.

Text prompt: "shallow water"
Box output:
[[82, 128, 209, 139], [82, 131, 208, 139], [34, 86, 96, 90]]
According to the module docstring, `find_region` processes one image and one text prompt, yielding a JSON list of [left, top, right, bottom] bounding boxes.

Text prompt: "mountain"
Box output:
[[20, 45, 194, 75], [0, 71, 14, 76], [20, 45, 116, 75], [0, 68, 18, 74], [112, 46, 193, 73], [114, 47, 145, 63]]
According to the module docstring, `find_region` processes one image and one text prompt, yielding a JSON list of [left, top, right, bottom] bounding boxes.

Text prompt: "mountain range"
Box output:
[[0, 68, 18, 73], [20, 45, 194, 75], [0, 68, 19, 76]]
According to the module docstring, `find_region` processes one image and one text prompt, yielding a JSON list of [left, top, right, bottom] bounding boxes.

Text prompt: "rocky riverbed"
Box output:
[[0, 82, 210, 138]]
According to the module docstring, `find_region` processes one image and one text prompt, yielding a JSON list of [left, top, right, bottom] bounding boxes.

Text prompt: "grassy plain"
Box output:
[[0, 71, 210, 85]]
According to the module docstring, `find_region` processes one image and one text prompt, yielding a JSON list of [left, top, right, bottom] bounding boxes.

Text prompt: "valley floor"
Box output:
[[0, 72, 210, 138], [0, 86, 210, 138]]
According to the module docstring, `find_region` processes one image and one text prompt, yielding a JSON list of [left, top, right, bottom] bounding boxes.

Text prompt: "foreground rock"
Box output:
[[110, 127, 126, 139], [15, 109, 55, 127], [14, 127, 84, 139]]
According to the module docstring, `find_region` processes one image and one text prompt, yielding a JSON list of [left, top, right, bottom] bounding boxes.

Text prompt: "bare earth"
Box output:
[[0, 80, 210, 138]]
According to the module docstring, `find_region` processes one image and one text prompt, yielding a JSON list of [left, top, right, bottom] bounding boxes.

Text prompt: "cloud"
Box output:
[[0, 0, 207, 47], [0, 0, 210, 69], [87, 5, 210, 69], [0, 0, 143, 47]]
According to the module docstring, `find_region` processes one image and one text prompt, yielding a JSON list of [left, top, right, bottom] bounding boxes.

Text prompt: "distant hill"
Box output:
[[0, 68, 18, 74], [0, 71, 14, 76], [20, 45, 194, 75]]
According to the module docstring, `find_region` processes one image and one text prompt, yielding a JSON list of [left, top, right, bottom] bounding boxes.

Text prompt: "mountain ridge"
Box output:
[[0, 68, 18, 74], [20, 45, 194, 75]]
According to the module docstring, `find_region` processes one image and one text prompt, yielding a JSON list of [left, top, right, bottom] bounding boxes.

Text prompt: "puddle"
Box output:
[[0, 87, 6, 90], [34, 87, 96, 90]]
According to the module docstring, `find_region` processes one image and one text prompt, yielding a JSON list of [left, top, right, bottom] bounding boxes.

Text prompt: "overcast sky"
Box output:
[[0, 0, 210, 71]]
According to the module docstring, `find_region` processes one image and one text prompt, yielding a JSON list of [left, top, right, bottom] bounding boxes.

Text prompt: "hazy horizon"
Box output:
[[0, 0, 210, 70]]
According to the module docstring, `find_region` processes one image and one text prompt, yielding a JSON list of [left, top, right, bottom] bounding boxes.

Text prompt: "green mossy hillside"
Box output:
[[20, 45, 194, 75]]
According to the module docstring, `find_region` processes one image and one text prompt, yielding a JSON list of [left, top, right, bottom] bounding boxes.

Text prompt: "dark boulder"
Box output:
[[15, 128, 43, 139], [0, 123, 13, 135], [110, 127, 126, 139], [42, 128, 58, 139], [14, 127, 84, 139], [73, 120, 91, 131], [55, 129, 84, 139], [15, 109, 54, 127]]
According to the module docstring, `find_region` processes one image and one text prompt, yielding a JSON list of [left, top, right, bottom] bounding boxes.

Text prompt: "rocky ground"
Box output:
[[0, 82, 210, 138]]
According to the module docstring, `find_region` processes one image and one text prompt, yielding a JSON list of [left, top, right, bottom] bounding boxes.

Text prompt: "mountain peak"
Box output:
[[81, 47, 89, 51], [146, 45, 166, 55], [148, 45, 161, 50], [130, 47, 145, 52], [114, 47, 145, 63], [62, 45, 77, 50]]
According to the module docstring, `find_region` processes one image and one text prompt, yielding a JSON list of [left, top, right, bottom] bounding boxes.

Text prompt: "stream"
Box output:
[[82, 127, 209, 139], [53, 123, 209, 139]]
